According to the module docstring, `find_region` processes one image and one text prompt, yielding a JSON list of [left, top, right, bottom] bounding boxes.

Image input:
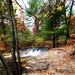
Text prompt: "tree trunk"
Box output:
[[35, 18, 39, 37], [67, 0, 74, 39], [65, 0, 74, 44], [53, 34, 56, 48], [64, 3, 68, 44], [11, 4, 22, 75], [53, 17, 56, 48], [7, 0, 19, 75]]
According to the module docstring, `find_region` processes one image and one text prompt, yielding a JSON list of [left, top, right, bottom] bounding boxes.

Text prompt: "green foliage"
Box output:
[[18, 27, 34, 43], [41, 29, 54, 35], [53, 6, 67, 19], [26, 0, 43, 16], [41, 25, 67, 35], [55, 25, 67, 34], [35, 37, 44, 42], [58, 35, 66, 42], [39, 1, 68, 40]]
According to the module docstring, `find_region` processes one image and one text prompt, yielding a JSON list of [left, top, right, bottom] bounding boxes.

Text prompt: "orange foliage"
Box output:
[[67, 39, 75, 45], [70, 16, 75, 30], [17, 23, 25, 33], [0, 43, 6, 50], [70, 34, 75, 39], [70, 16, 75, 21], [67, 34, 75, 45]]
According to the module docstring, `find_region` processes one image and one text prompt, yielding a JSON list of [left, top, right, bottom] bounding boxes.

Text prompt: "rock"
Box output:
[[34, 52, 49, 60], [55, 68, 75, 74], [34, 61, 49, 71], [25, 66, 34, 73], [26, 60, 36, 67], [26, 61, 49, 71]]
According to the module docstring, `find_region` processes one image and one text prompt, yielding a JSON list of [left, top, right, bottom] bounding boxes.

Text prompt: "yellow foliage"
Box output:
[[44, 14, 47, 17], [16, 19, 21, 24], [14, 5, 18, 9], [44, 12, 49, 17], [57, 6, 63, 11], [54, 0, 56, 2], [38, 21, 41, 25], [60, 6, 63, 11], [57, 3, 61, 7]]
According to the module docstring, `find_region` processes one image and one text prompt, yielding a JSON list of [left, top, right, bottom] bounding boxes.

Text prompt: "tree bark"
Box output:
[[11, 4, 22, 75], [65, 0, 74, 44], [6, 0, 19, 75], [64, 2, 68, 44], [67, 0, 74, 38], [52, 17, 56, 48], [34, 18, 39, 37]]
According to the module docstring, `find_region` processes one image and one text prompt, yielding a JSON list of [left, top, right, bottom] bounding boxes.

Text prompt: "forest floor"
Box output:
[[22, 45, 75, 75], [0, 43, 75, 75]]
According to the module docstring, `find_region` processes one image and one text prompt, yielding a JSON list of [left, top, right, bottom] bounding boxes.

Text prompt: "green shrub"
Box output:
[[35, 37, 44, 42], [18, 27, 34, 43]]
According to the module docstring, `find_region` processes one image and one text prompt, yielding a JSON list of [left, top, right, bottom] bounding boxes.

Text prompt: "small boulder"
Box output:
[[26, 61, 49, 71]]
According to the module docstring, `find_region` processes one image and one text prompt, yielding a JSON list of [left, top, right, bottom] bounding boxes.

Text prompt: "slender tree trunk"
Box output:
[[64, 3, 68, 44], [66, 0, 74, 39], [6, 0, 19, 75], [13, 15, 22, 75], [53, 17, 56, 48], [11, 4, 22, 75], [35, 18, 39, 37], [35, 18, 37, 37], [53, 34, 56, 48], [65, 0, 74, 44]]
